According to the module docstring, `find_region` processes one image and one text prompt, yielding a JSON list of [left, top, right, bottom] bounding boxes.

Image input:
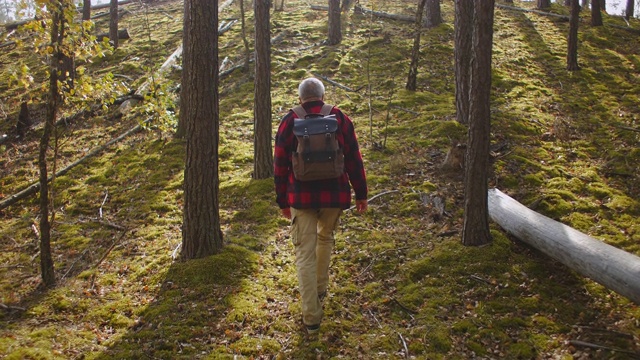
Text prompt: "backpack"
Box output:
[[291, 104, 345, 181]]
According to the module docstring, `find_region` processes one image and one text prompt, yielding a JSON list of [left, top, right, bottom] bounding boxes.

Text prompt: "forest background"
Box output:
[[0, 0, 639, 359]]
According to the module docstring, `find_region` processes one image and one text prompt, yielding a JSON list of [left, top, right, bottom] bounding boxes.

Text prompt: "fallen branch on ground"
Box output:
[[311, 72, 358, 92], [0, 118, 151, 211]]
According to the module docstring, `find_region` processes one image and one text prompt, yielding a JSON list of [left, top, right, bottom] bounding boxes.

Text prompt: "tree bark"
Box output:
[[253, 0, 274, 179], [240, 0, 251, 72], [591, 0, 603, 26], [328, 0, 342, 45], [454, 0, 472, 125], [406, 0, 427, 91], [39, 1, 70, 288], [488, 189, 640, 305], [462, 0, 494, 247], [425, 0, 442, 28], [110, 0, 119, 48], [626, 0, 634, 21], [537, 0, 551, 9], [83, 0, 91, 20], [567, 0, 580, 71], [180, 0, 223, 259]]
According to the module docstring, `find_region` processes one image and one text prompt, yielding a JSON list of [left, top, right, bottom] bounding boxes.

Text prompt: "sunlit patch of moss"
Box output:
[[229, 337, 282, 357], [607, 194, 639, 213]]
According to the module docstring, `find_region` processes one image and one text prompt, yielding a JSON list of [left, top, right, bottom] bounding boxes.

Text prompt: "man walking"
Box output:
[[274, 77, 368, 334]]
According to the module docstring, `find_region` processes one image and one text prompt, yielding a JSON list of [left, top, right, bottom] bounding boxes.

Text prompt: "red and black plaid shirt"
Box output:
[[274, 100, 367, 210]]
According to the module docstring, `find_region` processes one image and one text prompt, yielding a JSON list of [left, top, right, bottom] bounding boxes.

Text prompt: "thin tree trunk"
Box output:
[[83, 0, 91, 20], [567, 0, 580, 71], [625, 0, 634, 20], [462, 0, 494, 247], [406, 0, 427, 91], [591, 0, 603, 26], [454, 0, 472, 125], [425, 0, 442, 28], [537, 0, 551, 9], [40, 2, 67, 287], [110, 0, 119, 48], [253, 0, 274, 179], [328, 0, 341, 45], [240, 0, 251, 72], [181, 0, 223, 258]]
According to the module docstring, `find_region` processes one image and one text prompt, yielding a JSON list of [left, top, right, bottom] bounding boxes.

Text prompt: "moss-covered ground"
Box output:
[[0, 0, 639, 358]]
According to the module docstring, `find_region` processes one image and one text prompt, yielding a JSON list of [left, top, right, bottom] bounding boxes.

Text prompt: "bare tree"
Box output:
[[567, 0, 580, 71], [406, 0, 427, 91], [181, 0, 223, 258], [591, 0, 603, 26], [462, 0, 494, 247], [328, 0, 341, 45], [425, 0, 442, 28], [253, 0, 274, 179], [454, 0, 473, 124], [39, 0, 76, 287], [109, 0, 118, 48]]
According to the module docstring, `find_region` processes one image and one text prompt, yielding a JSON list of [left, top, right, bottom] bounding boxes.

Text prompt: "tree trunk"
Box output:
[[454, 0, 472, 125], [328, 0, 341, 45], [181, 0, 223, 259], [110, 0, 119, 48], [425, 0, 442, 28], [406, 0, 427, 91], [537, 0, 551, 9], [253, 0, 274, 179], [626, 0, 634, 20], [564, 0, 571, 6], [83, 0, 91, 20], [567, 0, 580, 71], [240, 0, 251, 72], [591, 0, 603, 26], [462, 0, 494, 247], [341, 0, 353, 13], [488, 189, 640, 305], [39, 2, 68, 288]]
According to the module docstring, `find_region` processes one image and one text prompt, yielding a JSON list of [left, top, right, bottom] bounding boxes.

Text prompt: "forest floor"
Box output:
[[0, 0, 639, 359]]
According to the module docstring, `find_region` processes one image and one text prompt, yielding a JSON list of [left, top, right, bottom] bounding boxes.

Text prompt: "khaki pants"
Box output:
[[290, 207, 342, 327]]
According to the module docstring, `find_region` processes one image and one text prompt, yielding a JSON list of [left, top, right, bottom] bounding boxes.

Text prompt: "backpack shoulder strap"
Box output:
[[292, 106, 307, 119], [320, 104, 334, 116]]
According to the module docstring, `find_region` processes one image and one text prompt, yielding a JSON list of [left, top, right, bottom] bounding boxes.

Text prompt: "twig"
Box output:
[[614, 125, 640, 133], [470, 274, 493, 285], [390, 105, 419, 116], [367, 309, 382, 328], [569, 340, 640, 356], [94, 229, 128, 270], [99, 190, 108, 218], [61, 246, 93, 280], [575, 325, 634, 339], [310, 72, 358, 92], [398, 332, 409, 359], [347, 190, 400, 211], [171, 243, 182, 260], [392, 297, 418, 315], [0, 303, 27, 312]]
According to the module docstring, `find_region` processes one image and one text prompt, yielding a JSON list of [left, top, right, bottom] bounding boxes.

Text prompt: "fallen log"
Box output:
[[3, 0, 135, 30], [496, 3, 640, 35], [0, 119, 148, 211], [488, 188, 640, 305], [118, 0, 235, 114], [313, 4, 426, 25], [310, 72, 358, 92]]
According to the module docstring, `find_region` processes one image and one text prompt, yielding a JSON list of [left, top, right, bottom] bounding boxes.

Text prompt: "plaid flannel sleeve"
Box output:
[[338, 112, 368, 201], [274, 112, 294, 209]]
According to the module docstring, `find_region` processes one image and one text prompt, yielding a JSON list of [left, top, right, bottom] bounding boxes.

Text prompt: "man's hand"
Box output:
[[281, 207, 291, 219], [355, 199, 368, 213]]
